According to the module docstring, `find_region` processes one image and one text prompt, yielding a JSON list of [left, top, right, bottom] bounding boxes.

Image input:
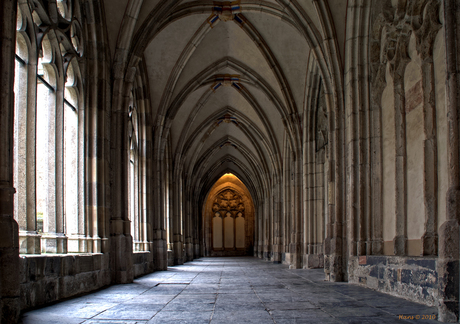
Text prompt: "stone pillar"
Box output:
[[324, 87, 345, 282], [182, 195, 192, 262], [415, 1, 442, 256], [370, 73, 384, 256], [15, 10, 41, 252], [437, 0, 460, 321], [41, 80, 67, 254], [272, 182, 282, 263], [257, 203, 263, 258], [0, 0, 21, 321], [304, 137, 314, 267], [110, 101, 134, 281], [110, 65, 134, 283], [389, 31, 411, 256], [173, 179, 184, 264], [289, 157, 302, 269]]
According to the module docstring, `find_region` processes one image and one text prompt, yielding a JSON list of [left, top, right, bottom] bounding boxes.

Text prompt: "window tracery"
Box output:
[[212, 189, 245, 250], [14, 0, 85, 254]]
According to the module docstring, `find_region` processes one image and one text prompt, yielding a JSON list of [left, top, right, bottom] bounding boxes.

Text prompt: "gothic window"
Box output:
[[14, 0, 85, 254], [129, 100, 138, 247], [64, 59, 84, 252], [315, 80, 328, 152], [14, 27, 31, 248], [36, 34, 58, 240], [212, 189, 245, 250], [128, 91, 144, 251], [165, 143, 172, 251]]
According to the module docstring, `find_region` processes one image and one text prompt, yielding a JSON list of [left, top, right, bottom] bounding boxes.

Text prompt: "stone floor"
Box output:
[[20, 257, 442, 324]]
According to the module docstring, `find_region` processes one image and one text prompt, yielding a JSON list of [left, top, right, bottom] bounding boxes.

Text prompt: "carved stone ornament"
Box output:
[[212, 189, 245, 218]]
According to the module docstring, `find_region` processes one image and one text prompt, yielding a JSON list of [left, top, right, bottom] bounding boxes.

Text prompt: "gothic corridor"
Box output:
[[1, 0, 460, 323]]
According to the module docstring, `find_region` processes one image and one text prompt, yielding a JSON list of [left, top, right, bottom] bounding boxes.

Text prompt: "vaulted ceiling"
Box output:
[[107, 0, 346, 205]]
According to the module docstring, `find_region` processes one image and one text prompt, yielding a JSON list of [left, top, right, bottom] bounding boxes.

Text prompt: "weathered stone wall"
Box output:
[[19, 254, 111, 311], [349, 256, 438, 306], [343, 1, 459, 320], [132, 252, 154, 278]]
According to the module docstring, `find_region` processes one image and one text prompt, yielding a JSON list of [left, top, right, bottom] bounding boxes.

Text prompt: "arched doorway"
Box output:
[[203, 174, 254, 256]]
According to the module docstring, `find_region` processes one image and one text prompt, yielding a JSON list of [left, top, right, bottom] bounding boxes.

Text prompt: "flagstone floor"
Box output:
[[20, 257, 441, 323]]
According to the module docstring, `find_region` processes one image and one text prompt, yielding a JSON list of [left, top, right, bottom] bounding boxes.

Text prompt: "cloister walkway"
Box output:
[[20, 257, 440, 323]]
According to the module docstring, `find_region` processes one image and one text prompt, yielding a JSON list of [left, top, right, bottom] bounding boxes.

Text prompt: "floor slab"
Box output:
[[20, 257, 443, 323]]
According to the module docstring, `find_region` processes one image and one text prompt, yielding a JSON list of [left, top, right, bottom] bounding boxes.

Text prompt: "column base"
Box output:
[[324, 254, 344, 282], [303, 253, 324, 269], [0, 215, 20, 323], [437, 219, 460, 322], [185, 242, 194, 262], [1, 297, 21, 324], [153, 239, 167, 270], [173, 241, 184, 265], [194, 243, 200, 259], [110, 234, 134, 283]]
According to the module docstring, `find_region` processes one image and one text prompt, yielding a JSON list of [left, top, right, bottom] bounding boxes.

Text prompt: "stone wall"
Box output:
[[132, 252, 154, 278], [19, 254, 111, 311], [349, 256, 438, 306], [18, 251, 154, 312]]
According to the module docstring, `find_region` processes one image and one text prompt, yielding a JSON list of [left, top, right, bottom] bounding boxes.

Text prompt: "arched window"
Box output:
[[211, 189, 246, 251], [64, 59, 84, 252], [36, 34, 58, 242], [14, 0, 85, 254], [14, 35, 28, 223], [128, 92, 141, 251], [165, 144, 172, 251]]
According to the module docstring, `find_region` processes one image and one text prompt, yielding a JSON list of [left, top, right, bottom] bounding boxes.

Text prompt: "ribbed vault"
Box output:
[[108, 0, 345, 266]]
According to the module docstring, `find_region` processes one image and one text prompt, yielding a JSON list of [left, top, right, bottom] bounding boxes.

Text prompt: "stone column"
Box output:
[[110, 81, 134, 281], [305, 138, 314, 263], [40, 76, 67, 253], [368, 8, 386, 256], [370, 64, 384, 255], [173, 177, 184, 264], [263, 196, 269, 260], [110, 64, 134, 282], [258, 203, 263, 258], [412, 0, 442, 256], [324, 86, 345, 282], [437, 0, 460, 321], [185, 193, 194, 263], [389, 31, 411, 256], [289, 157, 302, 269], [0, 0, 21, 321], [272, 182, 282, 263], [17, 13, 41, 253]]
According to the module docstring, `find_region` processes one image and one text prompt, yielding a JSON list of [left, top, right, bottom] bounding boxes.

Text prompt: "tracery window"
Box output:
[[212, 189, 245, 250], [315, 80, 328, 152], [128, 97, 139, 250], [128, 90, 147, 251], [14, 0, 85, 254]]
